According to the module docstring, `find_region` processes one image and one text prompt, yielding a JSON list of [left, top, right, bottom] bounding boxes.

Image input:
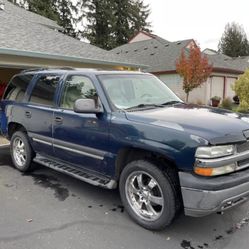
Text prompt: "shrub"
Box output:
[[237, 100, 249, 113], [211, 96, 221, 101], [233, 69, 249, 111], [220, 97, 233, 110]]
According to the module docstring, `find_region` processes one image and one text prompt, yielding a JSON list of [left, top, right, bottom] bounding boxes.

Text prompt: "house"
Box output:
[[112, 31, 249, 104], [0, 0, 144, 92]]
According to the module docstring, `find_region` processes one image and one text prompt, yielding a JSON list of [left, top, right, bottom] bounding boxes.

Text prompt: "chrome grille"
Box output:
[[237, 141, 249, 153], [238, 158, 249, 167]]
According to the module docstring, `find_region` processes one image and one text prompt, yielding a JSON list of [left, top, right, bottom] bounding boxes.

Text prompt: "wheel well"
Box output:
[[115, 147, 183, 213], [115, 147, 178, 179], [8, 122, 27, 139]]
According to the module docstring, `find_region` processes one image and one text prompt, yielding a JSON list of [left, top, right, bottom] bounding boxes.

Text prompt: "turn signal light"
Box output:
[[194, 167, 213, 176], [194, 163, 236, 176]]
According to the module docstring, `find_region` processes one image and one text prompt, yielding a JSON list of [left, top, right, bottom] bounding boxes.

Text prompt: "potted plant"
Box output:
[[211, 96, 221, 107]]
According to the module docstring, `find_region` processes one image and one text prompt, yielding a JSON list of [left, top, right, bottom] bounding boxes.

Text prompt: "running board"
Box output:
[[33, 154, 117, 189]]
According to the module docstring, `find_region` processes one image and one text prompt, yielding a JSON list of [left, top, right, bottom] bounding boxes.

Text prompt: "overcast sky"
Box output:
[[144, 0, 249, 50]]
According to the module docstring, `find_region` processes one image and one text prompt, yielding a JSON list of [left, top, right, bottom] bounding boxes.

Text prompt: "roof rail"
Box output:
[[21, 67, 76, 73], [21, 68, 47, 73]]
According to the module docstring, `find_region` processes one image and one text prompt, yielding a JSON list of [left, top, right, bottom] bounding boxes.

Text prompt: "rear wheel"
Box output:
[[10, 131, 35, 172], [119, 160, 178, 230]]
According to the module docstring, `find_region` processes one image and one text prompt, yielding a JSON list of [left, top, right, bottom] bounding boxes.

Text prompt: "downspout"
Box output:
[[223, 76, 227, 99], [210, 76, 213, 100]]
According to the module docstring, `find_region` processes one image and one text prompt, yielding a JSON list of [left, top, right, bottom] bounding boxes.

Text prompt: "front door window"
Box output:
[[60, 75, 97, 109]]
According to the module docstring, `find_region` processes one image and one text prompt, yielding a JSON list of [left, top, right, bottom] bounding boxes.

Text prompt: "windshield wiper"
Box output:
[[124, 101, 183, 110], [125, 103, 163, 110], [161, 100, 183, 106]]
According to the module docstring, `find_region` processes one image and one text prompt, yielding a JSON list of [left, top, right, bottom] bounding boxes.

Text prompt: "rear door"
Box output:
[[24, 74, 62, 157], [53, 74, 110, 174]]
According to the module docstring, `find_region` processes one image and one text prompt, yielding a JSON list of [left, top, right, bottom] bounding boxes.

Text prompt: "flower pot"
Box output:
[[211, 99, 220, 107]]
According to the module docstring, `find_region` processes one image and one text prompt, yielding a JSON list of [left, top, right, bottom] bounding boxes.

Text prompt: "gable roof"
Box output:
[[2, 0, 62, 31], [0, 1, 144, 68], [205, 53, 249, 74], [112, 32, 249, 74], [230, 56, 249, 72], [112, 35, 193, 72], [128, 31, 158, 43], [202, 48, 218, 55]]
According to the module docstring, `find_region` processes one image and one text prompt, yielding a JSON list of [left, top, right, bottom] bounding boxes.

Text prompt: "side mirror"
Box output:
[[73, 99, 102, 114]]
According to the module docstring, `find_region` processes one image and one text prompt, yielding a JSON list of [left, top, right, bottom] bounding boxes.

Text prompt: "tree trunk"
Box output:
[[186, 92, 189, 102]]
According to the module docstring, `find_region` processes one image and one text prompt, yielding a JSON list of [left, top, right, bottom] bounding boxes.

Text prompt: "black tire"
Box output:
[[119, 160, 178, 230], [10, 131, 35, 172]]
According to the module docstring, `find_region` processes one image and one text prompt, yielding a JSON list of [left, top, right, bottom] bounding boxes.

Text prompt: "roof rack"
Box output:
[[21, 68, 47, 73], [21, 67, 76, 73]]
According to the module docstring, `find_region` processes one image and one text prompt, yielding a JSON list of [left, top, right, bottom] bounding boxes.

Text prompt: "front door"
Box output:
[[53, 74, 109, 174]]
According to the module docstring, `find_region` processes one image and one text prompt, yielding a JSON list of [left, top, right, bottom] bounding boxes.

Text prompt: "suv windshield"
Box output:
[[98, 74, 183, 110]]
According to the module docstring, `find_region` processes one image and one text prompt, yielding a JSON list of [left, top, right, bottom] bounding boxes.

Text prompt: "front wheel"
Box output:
[[119, 160, 178, 230], [10, 131, 35, 172]]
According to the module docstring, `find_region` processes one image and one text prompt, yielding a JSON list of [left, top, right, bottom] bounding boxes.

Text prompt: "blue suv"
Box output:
[[2, 68, 249, 230]]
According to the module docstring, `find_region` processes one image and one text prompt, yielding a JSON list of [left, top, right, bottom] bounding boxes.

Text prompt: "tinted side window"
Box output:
[[3, 74, 33, 102], [60, 75, 97, 109], [29, 75, 60, 106]]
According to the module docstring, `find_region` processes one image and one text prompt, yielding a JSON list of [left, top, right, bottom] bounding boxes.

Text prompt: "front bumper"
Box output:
[[179, 168, 249, 217]]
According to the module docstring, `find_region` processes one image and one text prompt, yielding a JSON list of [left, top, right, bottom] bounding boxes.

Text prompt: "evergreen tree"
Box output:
[[218, 22, 249, 57], [7, 0, 26, 7], [81, 0, 151, 50], [56, 0, 78, 37], [7, 0, 18, 4], [127, 0, 151, 39], [84, 0, 116, 49], [26, 0, 59, 21], [113, 0, 151, 47], [114, 0, 131, 46]]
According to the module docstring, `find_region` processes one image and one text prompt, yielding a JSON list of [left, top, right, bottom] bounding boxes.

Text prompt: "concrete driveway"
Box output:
[[0, 146, 249, 249]]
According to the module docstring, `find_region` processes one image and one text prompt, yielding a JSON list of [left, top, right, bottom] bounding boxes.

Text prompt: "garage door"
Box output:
[[211, 77, 224, 99], [0, 68, 23, 98], [225, 77, 237, 99]]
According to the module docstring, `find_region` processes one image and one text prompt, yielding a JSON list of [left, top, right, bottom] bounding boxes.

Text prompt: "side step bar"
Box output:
[[33, 154, 117, 189]]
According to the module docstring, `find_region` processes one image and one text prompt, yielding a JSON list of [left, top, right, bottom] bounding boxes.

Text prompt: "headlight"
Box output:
[[195, 145, 236, 176], [195, 145, 235, 159]]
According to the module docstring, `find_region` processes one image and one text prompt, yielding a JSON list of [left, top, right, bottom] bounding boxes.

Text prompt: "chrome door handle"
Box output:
[[54, 116, 63, 124], [25, 111, 32, 118]]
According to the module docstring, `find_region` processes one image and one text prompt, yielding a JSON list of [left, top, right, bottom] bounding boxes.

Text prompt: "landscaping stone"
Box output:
[[0, 136, 9, 145]]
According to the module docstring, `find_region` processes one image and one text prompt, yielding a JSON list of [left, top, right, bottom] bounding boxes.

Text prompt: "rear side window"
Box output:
[[29, 75, 60, 106], [3, 74, 33, 102]]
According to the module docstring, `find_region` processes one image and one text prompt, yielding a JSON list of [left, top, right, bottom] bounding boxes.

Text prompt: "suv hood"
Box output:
[[125, 104, 249, 145]]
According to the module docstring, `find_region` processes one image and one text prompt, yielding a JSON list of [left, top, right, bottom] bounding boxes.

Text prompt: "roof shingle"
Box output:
[[0, 1, 143, 68], [112, 36, 194, 72], [112, 33, 249, 74]]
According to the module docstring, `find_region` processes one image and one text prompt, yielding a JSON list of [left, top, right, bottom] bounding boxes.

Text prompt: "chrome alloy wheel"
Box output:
[[13, 137, 27, 167], [125, 171, 164, 221]]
